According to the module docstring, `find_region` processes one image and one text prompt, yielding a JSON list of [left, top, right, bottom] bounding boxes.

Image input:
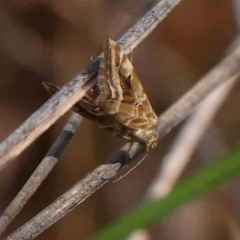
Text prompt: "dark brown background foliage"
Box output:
[[0, 0, 240, 239]]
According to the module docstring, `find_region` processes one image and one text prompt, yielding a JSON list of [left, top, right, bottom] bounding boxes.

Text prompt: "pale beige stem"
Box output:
[[0, 113, 82, 236], [4, 41, 240, 240], [0, 0, 182, 170], [126, 75, 239, 240]]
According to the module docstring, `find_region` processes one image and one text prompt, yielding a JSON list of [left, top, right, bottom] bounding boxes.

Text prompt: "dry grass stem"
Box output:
[[5, 40, 240, 240], [0, 0, 182, 170], [127, 76, 239, 240], [0, 113, 82, 236]]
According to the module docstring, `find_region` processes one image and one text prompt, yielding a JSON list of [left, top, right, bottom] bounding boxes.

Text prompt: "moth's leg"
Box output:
[[99, 123, 133, 142], [113, 150, 148, 182], [42, 81, 102, 119]]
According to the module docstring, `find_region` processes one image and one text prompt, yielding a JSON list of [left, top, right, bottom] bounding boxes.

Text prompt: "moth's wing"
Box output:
[[96, 39, 124, 114], [42, 82, 100, 121], [116, 49, 158, 130]]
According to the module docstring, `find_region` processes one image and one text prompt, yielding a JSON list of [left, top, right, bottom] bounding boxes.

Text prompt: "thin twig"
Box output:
[[0, 0, 182, 237], [127, 75, 238, 240], [0, 113, 82, 236], [0, 0, 182, 170], [149, 75, 238, 198], [5, 41, 240, 240]]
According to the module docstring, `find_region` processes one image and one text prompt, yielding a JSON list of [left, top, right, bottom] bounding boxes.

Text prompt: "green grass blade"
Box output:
[[88, 149, 240, 240]]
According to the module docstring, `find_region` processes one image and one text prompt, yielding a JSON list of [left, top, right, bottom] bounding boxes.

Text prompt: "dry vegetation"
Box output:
[[0, 0, 240, 240]]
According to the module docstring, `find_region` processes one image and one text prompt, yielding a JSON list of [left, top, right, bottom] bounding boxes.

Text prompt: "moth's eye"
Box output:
[[126, 75, 132, 88]]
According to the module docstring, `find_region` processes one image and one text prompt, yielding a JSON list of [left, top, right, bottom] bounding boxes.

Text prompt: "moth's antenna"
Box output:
[[113, 153, 148, 183]]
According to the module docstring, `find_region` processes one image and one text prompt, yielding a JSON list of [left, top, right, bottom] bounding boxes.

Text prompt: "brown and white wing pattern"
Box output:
[[96, 39, 158, 147], [43, 39, 158, 148]]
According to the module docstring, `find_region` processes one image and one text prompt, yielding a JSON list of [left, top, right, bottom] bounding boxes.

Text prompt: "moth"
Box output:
[[43, 38, 158, 148]]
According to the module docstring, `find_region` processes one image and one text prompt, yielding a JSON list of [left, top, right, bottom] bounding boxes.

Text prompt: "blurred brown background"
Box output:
[[0, 0, 240, 239]]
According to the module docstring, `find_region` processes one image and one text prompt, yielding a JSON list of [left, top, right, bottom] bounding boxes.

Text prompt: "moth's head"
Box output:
[[135, 128, 158, 148]]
